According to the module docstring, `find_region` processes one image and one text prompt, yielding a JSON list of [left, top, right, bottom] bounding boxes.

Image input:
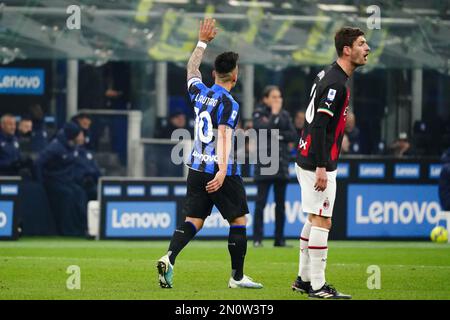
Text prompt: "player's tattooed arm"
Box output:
[[187, 18, 218, 82], [187, 46, 205, 81]]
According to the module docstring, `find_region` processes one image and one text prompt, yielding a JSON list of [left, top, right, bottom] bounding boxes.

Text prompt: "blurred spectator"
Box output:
[[16, 117, 33, 154], [340, 133, 351, 155], [252, 85, 297, 247], [440, 118, 450, 154], [345, 111, 361, 154], [439, 148, 450, 211], [78, 62, 130, 110], [155, 108, 189, 139], [104, 62, 130, 110], [78, 63, 106, 109], [0, 114, 33, 177], [151, 108, 190, 177], [71, 113, 101, 200], [18, 117, 33, 136], [412, 120, 432, 156], [388, 132, 414, 158], [375, 140, 387, 155], [35, 122, 87, 236], [289, 110, 305, 156], [294, 110, 306, 137], [29, 104, 49, 152], [71, 113, 93, 149], [74, 147, 101, 201]]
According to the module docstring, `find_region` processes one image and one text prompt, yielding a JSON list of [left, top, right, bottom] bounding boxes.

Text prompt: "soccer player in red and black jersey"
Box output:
[[292, 27, 370, 299]]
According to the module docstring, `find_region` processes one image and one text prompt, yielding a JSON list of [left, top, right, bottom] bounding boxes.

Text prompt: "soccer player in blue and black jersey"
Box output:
[[157, 18, 263, 290]]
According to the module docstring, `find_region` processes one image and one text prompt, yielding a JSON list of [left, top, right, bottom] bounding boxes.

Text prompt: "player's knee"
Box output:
[[185, 217, 204, 231], [229, 215, 247, 226], [310, 214, 332, 230]]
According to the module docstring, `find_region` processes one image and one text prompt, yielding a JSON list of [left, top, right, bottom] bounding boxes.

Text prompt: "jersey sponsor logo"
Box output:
[[327, 88, 337, 101], [299, 134, 311, 157], [192, 150, 219, 163], [194, 94, 218, 107], [298, 137, 308, 150]]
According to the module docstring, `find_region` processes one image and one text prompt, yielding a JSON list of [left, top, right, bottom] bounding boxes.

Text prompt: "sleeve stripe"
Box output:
[[187, 77, 201, 89], [317, 108, 334, 117]]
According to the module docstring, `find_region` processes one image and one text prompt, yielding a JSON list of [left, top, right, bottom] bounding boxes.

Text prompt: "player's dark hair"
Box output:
[[214, 51, 239, 75], [335, 27, 365, 57]]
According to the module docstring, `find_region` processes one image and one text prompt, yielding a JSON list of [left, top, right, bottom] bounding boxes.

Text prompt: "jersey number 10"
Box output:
[[194, 107, 214, 144]]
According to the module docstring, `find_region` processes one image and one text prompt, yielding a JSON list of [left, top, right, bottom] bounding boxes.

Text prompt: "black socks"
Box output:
[[228, 226, 247, 281], [167, 221, 197, 265]]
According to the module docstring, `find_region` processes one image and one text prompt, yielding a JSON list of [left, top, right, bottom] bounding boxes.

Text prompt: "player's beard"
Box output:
[[352, 57, 366, 68]]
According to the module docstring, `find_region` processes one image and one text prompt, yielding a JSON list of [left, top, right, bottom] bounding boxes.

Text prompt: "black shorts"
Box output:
[[182, 169, 249, 222]]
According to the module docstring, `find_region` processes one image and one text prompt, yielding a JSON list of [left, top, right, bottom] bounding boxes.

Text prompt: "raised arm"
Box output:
[[187, 18, 218, 82]]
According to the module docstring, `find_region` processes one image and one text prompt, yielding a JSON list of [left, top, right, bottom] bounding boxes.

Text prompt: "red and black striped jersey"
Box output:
[[296, 61, 350, 172]]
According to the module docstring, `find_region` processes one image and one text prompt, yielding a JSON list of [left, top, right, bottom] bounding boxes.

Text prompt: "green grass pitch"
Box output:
[[0, 238, 449, 300]]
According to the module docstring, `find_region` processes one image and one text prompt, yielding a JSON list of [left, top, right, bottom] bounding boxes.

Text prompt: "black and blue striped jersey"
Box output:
[[187, 77, 241, 176]]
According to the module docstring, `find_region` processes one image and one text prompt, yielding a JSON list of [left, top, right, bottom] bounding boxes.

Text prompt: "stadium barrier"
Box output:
[[97, 157, 444, 240], [0, 176, 21, 240]]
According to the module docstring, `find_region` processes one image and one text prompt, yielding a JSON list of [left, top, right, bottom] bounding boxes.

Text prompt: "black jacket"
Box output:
[[35, 130, 79, 184], [252, 103, 297, 180], [439, 148, 450, 210], [0, 132, 21, 175]]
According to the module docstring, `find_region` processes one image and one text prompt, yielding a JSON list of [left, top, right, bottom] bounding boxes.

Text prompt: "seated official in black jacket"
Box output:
[[35, 122, 87, 237], [0, 114, 33, 177]]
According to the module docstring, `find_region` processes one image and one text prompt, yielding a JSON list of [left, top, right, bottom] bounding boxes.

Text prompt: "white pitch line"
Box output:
[[1, 257, 449, 270]]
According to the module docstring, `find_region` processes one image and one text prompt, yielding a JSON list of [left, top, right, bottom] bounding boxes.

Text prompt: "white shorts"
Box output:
[[295, 163, 337, 218]]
